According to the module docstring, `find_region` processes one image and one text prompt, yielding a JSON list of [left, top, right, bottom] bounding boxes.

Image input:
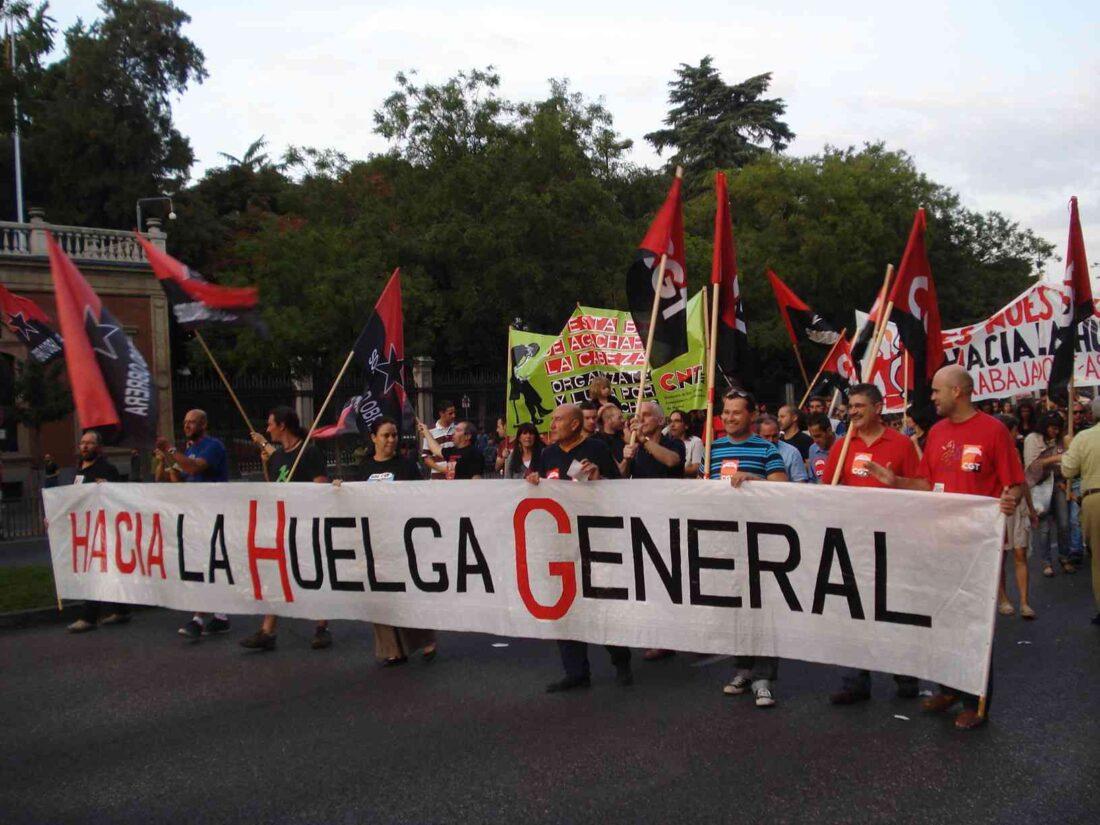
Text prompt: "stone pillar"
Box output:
[[28, 207, 46, 255], [413, 356, 434, 425], [145, 218, 167, 251], [293, 374, 315, 427]]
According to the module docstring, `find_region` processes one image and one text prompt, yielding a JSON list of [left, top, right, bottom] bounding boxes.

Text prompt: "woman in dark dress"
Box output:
[[354, 417, 437, 665]]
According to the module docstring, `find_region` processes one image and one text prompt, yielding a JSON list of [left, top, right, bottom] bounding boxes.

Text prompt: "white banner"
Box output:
[[44, 480, 1002, 694]]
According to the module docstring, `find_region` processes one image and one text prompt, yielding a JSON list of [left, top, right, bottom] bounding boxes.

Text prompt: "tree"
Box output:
[[645, 57, 794, 182], [10, 358, 72, 479]]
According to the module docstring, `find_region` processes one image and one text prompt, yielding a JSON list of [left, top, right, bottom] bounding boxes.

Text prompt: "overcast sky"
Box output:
[[48, 0, 1100, 276]]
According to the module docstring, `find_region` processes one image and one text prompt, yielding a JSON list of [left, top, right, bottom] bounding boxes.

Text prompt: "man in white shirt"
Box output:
[[421, 399, 456, 479]]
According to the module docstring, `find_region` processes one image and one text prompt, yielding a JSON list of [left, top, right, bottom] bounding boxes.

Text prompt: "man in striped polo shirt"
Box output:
[[701, 389, 788, 707]]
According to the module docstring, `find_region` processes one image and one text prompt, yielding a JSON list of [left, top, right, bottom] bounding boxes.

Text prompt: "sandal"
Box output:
[[422, 645, 437, 662], [998, 601, 1015, 616], [1020, 605, 1037, 620], [1042, 564, 1054, 578]]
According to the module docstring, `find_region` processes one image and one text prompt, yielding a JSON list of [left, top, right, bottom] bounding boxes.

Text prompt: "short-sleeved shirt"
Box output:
[[179, 435, 229, 482], [74, 457, 120, 484], [917, 412, 1025, 498], [592, 431, 625, 464], [822, 426, 921, 488], [701, 435, 785, 480], [782, 430, 814, 461], [808, 442, 831, 483], [774, 438, 809, 482], [627, 434, 686, 479], [681, 435, 704, 469], [422, 422, 456, 479], [356, 455, 421, 482], [268, 443, 327, 483], [442, 444, 485, 479], [538, 437, 620, 481]]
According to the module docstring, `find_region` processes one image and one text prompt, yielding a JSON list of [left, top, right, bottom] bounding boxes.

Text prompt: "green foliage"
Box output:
[[10, 358, 72, 466]]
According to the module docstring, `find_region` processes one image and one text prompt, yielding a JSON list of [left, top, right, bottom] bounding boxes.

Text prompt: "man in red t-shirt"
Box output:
[[822, 383, 922, 705], [866, 365, 1024, 731]]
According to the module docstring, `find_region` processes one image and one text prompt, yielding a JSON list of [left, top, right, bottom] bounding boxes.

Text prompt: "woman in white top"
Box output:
[[1023, 411, 1071, 577]]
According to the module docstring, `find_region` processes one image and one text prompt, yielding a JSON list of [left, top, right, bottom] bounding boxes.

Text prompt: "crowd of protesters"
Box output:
[[58, 380, 1100, 732]]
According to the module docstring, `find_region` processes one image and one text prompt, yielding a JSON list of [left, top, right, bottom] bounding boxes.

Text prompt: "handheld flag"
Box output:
[[0, 284, 63, 363], [711, 171, 751, 388], [817, 335, 857, 397], [135, 233, 266, 334], [314, 269, 413, 439], [885, 209, 945, 405], [1048, 196, 1092, 404], [625, 174, 688, 368], [47, 233, 158, 446], [766, 268, 840, 349]]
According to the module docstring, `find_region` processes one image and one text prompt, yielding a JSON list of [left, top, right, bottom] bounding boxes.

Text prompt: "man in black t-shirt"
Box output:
[[592, 404, 626, 464], [778, 404, 813, 461], [440, 421, 485, 479], [622, 401, 685, 479], [66, 431, 129, 634], [526, 404, 629, 692]]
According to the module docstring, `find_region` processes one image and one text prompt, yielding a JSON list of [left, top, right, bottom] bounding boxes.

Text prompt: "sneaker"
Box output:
[[203, 617, 231, 635], [239, 629, 277, 651], [99, 613, 132, 626], [311, 626, 333, 650], [178, 619, 203, 640], [66, 619, 97, 634], [723, 674, 752, 696], [754, 684, 776, 708], [997, 601, 1015, 616]]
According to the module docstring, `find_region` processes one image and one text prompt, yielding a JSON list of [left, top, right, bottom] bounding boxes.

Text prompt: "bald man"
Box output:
[[866, 365, 1024, 731], [526, 404, 629, 691]]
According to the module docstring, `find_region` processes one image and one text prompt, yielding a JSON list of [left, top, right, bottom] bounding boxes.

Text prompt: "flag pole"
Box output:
[[700, 286, 711, 354], [832, 300, 894, 485], [902, 348, 910, 414], [859, 264, 895, 380], [193, 330, 256, 433], [703, 279, 721, 478], [797, 328, 847, 409], [1068, 369, 1076, 438], [792, 344, 811, 391], [287, 348, 356, 480]]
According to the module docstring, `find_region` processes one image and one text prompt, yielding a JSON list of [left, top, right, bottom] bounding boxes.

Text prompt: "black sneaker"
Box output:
[[545, 675, 591, 693], [311, 626, 333, 650], [203, 617, 231, 635], [239, 629, 277, 651], [177, 619, 202, 640]]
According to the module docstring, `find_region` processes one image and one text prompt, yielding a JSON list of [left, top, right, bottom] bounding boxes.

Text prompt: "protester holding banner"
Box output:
[[756, 415, 808, 483], [350, 417, 438, 665], [1023, 412, 1072, 578], [702, 390, 787, 708], [865, 365, 1025, 730], [1060, 396, 1100, 626], [504, 423, 543, 480], [525, 404, 630, 692], [66, 430, 132, 634], [154, 409, 232, 640], [241, 407, 333, 652], [623, 402, 685, 480]]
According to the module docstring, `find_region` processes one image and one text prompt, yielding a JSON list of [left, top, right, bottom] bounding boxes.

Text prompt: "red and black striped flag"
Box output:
[[1048, 196, 1093, 405], [0, 284, 63, 363]]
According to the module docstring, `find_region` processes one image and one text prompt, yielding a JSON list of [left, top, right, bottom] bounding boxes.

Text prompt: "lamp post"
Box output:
[[136, 196, 176, 232]]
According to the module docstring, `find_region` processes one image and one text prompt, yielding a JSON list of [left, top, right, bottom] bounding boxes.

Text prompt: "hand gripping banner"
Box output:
[[45, 480, 1002, 695]]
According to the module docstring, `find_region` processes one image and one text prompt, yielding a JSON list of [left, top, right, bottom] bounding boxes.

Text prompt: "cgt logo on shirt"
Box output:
[[851, 453, 873, 477], [960, 444, 983, 472]]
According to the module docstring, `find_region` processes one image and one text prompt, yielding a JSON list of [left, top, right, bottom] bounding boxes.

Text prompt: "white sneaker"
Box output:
[[754, 685, 776, 708], [66, 619, 97, 633], [723, 674, 752, 695]]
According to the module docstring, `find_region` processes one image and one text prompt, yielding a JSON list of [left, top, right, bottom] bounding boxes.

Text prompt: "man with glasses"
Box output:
[[701, 390, 788, 708]]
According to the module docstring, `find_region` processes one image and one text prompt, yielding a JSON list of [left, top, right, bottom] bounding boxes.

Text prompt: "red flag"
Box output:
[[48, 234, 158, 445], [885, 209, 945, 403], [0, 284, 63, 363], [1048, 196, 1093, 402], [766, 268, 840, 349], [626, 174, 688, 368], [711, 171, 751, 387]]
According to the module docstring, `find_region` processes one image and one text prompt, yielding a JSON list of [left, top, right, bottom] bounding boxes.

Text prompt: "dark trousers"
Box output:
[[733, 656, 778, 682], [842, 669, 918, 695], [81, 601, 131, 623], [557, 640, 631, 680]]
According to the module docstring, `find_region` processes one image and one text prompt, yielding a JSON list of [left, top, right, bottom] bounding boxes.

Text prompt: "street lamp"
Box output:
[[136, 196, 176, 232]]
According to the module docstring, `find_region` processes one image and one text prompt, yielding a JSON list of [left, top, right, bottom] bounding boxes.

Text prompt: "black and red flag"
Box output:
[[816, 335, 858, 398], [625, 173, 689, 368], [885, 208, 945, 406], [0, 284, 63, 363], [766, 268, 840, 348], [1048, 196, 1093, 405], [135, 233, 266, 334], [314, 269, 413, 439], [711, 171, 751, 388], [48, 233, 158, 446]]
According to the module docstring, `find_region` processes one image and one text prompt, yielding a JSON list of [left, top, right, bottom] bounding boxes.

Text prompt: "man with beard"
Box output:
[[667, 409, 703, 477], [778, 404, 813, 461], [594, 403, 626, 464]]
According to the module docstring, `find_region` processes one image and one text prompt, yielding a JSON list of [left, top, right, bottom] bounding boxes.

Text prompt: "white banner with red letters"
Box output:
[[44, 479, 1002, 695]]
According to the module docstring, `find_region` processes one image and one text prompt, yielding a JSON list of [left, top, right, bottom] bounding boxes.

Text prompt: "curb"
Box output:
[[0, 602, 154, 630]]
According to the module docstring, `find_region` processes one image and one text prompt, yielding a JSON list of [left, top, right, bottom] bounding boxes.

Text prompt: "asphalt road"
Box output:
[[1, 563, 1098, 824]]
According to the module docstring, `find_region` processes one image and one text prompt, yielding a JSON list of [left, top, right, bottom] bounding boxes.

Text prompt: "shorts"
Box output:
[[1002, 506, 1030, 551]]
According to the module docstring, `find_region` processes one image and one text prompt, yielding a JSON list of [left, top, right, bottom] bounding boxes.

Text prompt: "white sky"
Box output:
[[46, 0, 1100, 274]]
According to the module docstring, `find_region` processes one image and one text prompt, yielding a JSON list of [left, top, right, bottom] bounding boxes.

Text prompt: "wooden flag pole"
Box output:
[[700, 286, 711, 354], [858, 264, 895, 380], [797, 328, 847, 409], [703, 280, 721, 478], [832, 300, 895, 485], [287, 348, 356, 480], [630, 252, 670, 446], [1068, 369, 1077, 438], [902, 348, 910, 414], [792, 344, 812, 391], [193, 330, 256, 434]]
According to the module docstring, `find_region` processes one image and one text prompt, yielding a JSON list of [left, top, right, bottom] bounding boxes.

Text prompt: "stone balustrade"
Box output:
[[0, 208, 165, 263]]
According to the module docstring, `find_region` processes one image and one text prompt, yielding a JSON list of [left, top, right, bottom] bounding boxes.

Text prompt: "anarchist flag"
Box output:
[[314, 269, 413, 439], [850, 280, 890, 380], [135, 233, 266, 334], [47, 234, 158, 446], [0, 284, 63, 363], [766, 268, 840, 349], [1048, 196, 1093, 405], [625, 174, 689, 368], [711, 171, 752, 388], [816, 335, 858, 398], [885, 209, 945, 406]]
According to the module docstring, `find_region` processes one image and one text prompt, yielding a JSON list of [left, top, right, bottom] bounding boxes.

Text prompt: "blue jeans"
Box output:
[[1069, 479, 1084, 560], [1033, 484, 1070, 565]]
